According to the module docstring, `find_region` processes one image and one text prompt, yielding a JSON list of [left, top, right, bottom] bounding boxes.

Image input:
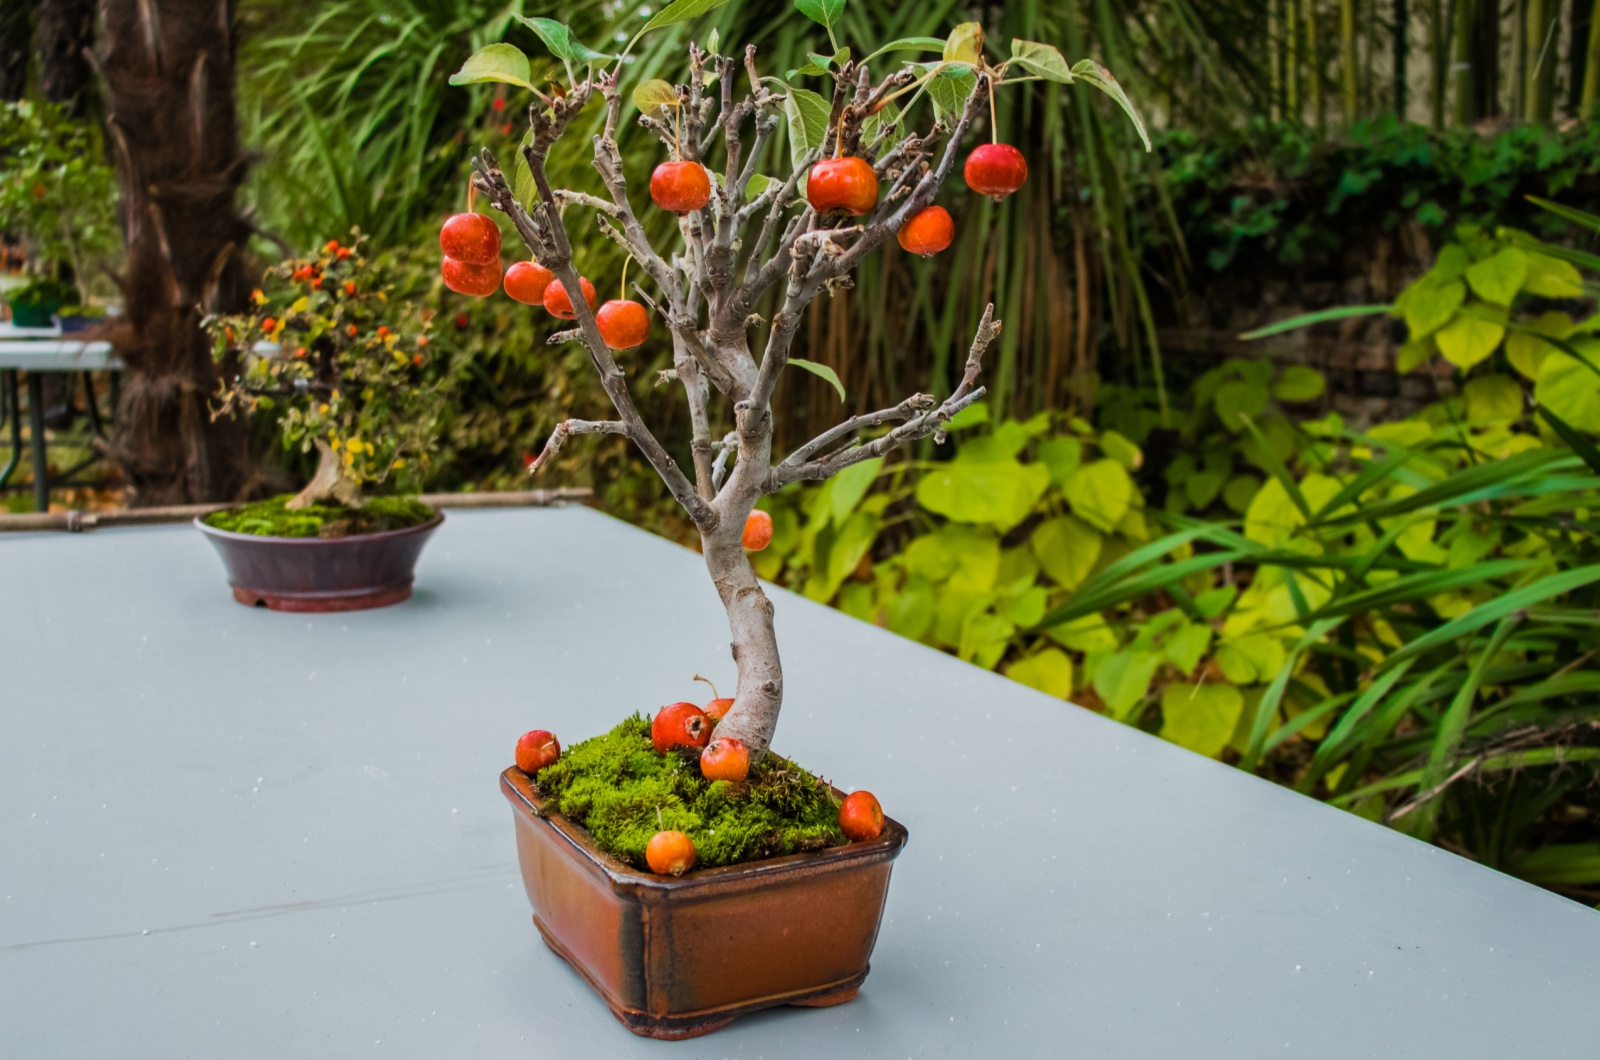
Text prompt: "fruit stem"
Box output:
[[693, 673, 720, 701], [467, 179, 477, 213], [987, 74, 998, 145], [834, 108, 845, 159], [619, 255, 632, 301], [673, 104, 683, 162]]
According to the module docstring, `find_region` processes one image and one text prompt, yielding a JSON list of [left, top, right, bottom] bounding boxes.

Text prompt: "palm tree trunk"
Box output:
[[98, 0, 252, 504], [0, 0, 36, 101], [37, 0, 95, 114]]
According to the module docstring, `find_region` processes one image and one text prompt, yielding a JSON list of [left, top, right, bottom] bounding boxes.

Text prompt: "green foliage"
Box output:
[[203, 494, 435, 537], [204, 235, 457, 495], [1156, 117, 1600, 274], [533, 715, 847, 870], [0, 100, 120, 301]]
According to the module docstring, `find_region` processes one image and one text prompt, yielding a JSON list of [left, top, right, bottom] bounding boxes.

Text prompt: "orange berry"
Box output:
[[347, 324, 358, 337], [294, 347, 307, 359], [897, 205, 955, 257], [700, 737, 750, 782], [645, 830, 696, 876], [514, 730, 560, 774], [336, 247, 351, 260], [742, 510, 773, 551], [412, 354, 424, 366], [839, 790, 884, 841], [377, 326, 390, 338], [344, 281, 357, 295]]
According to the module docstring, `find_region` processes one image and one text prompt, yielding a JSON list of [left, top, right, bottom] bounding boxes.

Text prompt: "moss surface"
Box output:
[[204, 495, 434, 538], [532, 716, 848, 871]]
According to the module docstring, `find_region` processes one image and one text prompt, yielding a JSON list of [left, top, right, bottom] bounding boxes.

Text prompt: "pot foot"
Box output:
[[230, 583, 413, 612], [789, 984, 860, 1008]]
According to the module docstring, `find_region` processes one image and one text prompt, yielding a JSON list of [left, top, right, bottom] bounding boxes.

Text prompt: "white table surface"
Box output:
[[2, 507, 1598, 1058]]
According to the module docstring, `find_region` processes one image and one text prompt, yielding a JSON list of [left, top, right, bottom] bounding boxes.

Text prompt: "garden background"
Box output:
[[5, 0, 1600, 904]]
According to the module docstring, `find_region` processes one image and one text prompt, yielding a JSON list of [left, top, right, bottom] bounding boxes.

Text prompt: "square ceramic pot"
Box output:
[[500, 766, 908, 1039]]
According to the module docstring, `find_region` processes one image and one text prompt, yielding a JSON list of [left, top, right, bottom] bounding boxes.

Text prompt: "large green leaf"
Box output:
[[448, 44, 536, 90], [784, 87, 831, 168], [788, 357, 845, 401], [1435, 312, 1505, 369], [1161, 683, 1244, 758], [1008, 649, 1075, 699], [1094, 650, 1163, 721], [640, 0, 737, 35], [916, 457, 1050, 532], [1030, 516, 1103, 589], [925, 63, 978, 123], [943, 22, 983, 64], [1064, 458, 1133, 532], [514, 16, 612, 65], [1399, 279, 1465, 339], [1069, 59, 1150, 151], [1464, 247, 1528, 306], [793, 0, 846, 48], [1008, 40, 1074, 82]]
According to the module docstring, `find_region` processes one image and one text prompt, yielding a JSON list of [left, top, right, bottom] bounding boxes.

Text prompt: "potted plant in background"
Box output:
[[446, 1, 1146, 1038], [3, 276, 76, 328], [0, 100, 121, 316], [197, 236, 458, 611]]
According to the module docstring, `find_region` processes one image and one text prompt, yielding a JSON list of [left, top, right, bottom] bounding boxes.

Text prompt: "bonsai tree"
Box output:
[[205, 235, 451, 514], [449, 5, 1146, 762]]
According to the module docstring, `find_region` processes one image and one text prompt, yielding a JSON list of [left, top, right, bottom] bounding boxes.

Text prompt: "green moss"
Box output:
[[203, 494, 435, 538], [532, 716, 848, 871]]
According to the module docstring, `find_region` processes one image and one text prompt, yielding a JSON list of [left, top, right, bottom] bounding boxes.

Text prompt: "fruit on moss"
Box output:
[[442, 257, 502, 297], [650, 161, 712, 213], [596, 299, 650, 349], [897, 205, 954, 256], [700, 737, 750, 782], [652, 702, 709, 753], [806, 156, 878, 216], [964, 143, 1028, 201], [544, 277, 597, 319], [645, 830, 697, 876], [839, 790, 884, 841], [742, 509, 773, 551], [439, 213, 501, 265], [534, 716, 846, 870], [504, 261, 554, 305], [515, 730, 561, 775]]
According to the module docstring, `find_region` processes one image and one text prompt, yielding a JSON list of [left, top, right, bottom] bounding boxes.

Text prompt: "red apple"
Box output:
[[652, 702, 709, 754], [596, 299, 650, 349], [646, 830, 696, 875], [807, 156, 879, 216], [514, 729, 560, 774], [964, 143, 1028, 201], [700, 737, 750, 782], [742, 509, 773, 551], [650, 161, 712, 213], [439, 212, 501, 265], [442, 257, 502, 298], [897, 205, 954, 256], [504, 261, 555, 305], [839, 790, 884, 841], [543, 277, 598, 320]]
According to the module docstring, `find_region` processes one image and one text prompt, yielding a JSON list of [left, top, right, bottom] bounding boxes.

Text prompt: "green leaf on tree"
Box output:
[[861, 37, 947, 65], [793, 0, 846, 49], [514, 16, 613, 65], [640, 0, 736, 35], [943, 22, 984, 64], [788, 357, 846, 400], [925, 63, 978, 123], [632, 78, 680, 120], [448, 44, 536, 90], [1008, 40, 1074, 83], [1069, 59, 1150, 150], [784, 87, 832, 168]]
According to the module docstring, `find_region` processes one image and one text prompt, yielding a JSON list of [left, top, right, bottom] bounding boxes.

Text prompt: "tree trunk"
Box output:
[[0, 0, 36, 101], [699, 519, 784, 761], [98, 0, 252, 505], [287, 438, 365, 509], [37, 0, 95, 114]]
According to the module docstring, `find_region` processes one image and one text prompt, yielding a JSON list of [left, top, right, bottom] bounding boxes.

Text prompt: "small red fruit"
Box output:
[[343, 281, 357, 296], [543, 277, 598, 319], [652, 702, 710, 753], [693, 675, 734, 721], [964, 143, 1028, 201], [897, 205, 954, 257], [454, 314, 469, 329], [838, 790, 884, 841], [442, 256, 502, 297], [376, 326, 389, 338], [323, 240, 340, 253], [439, 212, 501, 265], [336, 247, 352, 260], [806, 156, 879, 216], [262, 317, 277, 333], [595, 299, 650, 349], [700, 737, 750, 782], [504, 261, 555, 305], [646, 830, 697, 876], [412, 353, 424, 366], [650, 160, 712, 213], [742, 509, 773, 551], [514, 729, 561, 774]]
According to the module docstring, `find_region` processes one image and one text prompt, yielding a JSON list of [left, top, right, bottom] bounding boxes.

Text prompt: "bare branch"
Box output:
[[770, 305, 1002, 490], [552, 189, 622, 216], [528, 419, 627, 475]]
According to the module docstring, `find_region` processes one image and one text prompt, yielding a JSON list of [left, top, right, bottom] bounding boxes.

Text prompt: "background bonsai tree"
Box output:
[[450, 4, 1145, 761], [206, 236, 451, 511]]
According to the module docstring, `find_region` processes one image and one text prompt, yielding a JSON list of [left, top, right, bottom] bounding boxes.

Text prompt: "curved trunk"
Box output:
[[286, 438, 364, 510], [699, 517, 783, 761]]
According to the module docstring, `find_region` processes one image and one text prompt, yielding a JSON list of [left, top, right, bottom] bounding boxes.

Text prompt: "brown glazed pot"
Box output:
[[500, 766, 908, 1040], [194, 512, 444, 612]]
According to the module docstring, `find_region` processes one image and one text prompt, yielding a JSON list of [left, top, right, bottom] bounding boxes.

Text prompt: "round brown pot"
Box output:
[[194, 512, 444, 612], [501, 765, 908, 1040]]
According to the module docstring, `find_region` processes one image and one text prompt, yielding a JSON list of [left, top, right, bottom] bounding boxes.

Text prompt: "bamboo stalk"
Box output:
[[1288, 0, 1302, 117], [1429, 0, 1445, 126], [1342, 0, 1360, 125], [1585, 0, 1600, 115], [1394, 0, 1409, 119], [0, 489, 595, 533], [1308, 0, 1326, 129]]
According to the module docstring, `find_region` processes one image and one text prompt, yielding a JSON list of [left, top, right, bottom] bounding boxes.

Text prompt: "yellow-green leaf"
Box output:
[[1536, 343, 1600, 432], [1462, 374, 1523, 424], [632, 78, 679, 119], [1435, 313, 1505, 369], [1464, 247, 1529, 306], [1401, 278, 1465, 339], [943, 22, 984, 64], [1064, 458, 1133, 532], [1523, 253, 1585, 298], [448, 43, 535, 90], [1030, 516, 1103, 590], [1008, 40, 1074, 82], [1008, 649, 1075, 699], [1160, 683, 1245, 758], [1272, 365, 1326, 402]]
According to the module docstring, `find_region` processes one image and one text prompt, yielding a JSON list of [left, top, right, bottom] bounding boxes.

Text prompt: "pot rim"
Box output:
[[501, 766, 907, 896], [192, 508, 445, 546]]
